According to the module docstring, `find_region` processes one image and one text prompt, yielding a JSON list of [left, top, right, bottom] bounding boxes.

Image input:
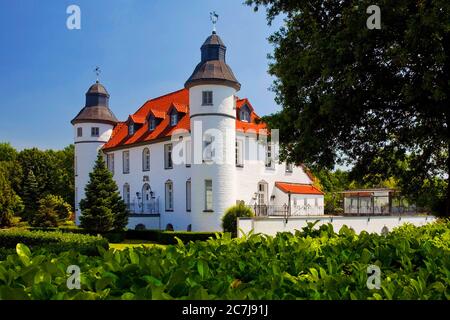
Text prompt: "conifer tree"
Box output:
[[79, 153, 128, 233], [22, 169, 40, 221]]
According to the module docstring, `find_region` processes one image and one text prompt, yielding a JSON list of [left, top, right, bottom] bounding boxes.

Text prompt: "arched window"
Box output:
[[142, 148, 150, 171], [165, 180, 174, 211], [123, 183, 130, 206], [166, 223, 174, 231]]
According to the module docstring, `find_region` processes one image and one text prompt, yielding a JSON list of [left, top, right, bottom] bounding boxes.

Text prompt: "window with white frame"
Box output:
[[204, 179, 213, 211], [236, 139, 244, 167], [186, 179, 191, 212], [122, 151, 130, 174], [123, 183, 130, 206], [202, 91, 213, 106], [185, 140, 192, 167], [107, 153, 115, 174], [142, 148, 150, 171], [265, 143, 274, 168], [77, 127, 82, 137], [165, 180, 173, 211], [286, 162, 293, 173], [170, 111, 178, 126], [91, 127, 99, 137], [164, 144, 173, 169]]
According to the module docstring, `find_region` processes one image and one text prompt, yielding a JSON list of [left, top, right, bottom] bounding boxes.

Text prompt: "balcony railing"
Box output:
[[343, 205, 424, 216], [249, 204, 324, 217], [126, 198, 160, 215]]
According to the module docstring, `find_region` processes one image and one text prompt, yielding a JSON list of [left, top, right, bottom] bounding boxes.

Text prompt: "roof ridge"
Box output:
[[133, 88, 187, 115]]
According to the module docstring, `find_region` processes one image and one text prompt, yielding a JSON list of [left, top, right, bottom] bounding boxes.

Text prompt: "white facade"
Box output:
[[72, 31, 325, 232]]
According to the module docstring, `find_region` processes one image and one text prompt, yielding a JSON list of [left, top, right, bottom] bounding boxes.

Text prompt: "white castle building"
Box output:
[[71, 30, 324, 232]]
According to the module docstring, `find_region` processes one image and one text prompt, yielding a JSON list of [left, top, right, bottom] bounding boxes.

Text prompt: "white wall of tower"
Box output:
[[74, 122, 114, 224], [189, 84, 237, 231]]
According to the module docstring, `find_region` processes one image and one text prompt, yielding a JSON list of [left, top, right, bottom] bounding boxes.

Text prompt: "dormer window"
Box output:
[[149, 117, 156, 131], [170, 111, 178, 126], [239, 104, 251, 122], [128, 123, 135, 136], [240, 109, 250, 122], [202, 91, 213, 106]]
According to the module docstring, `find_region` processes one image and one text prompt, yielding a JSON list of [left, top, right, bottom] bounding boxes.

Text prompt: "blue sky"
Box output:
[[0, 0, 284, 150]]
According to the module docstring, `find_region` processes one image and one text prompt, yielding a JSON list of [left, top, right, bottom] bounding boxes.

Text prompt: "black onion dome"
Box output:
[[185, 32, 241, 91], [71, 81, 118, 125]]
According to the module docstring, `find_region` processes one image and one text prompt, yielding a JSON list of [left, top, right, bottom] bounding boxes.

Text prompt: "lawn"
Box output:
[[109, 239, 167, 250]]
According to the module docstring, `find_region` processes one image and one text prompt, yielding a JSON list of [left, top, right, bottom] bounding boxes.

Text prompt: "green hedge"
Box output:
[[124, 229, 222, 244], [0, 229, 108, 258], [26, 226, 89, 234]]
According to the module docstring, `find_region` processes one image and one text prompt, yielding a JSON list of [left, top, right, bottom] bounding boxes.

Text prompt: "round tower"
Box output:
[[185, 30, 241, 231], [71, 81, 118, 224]]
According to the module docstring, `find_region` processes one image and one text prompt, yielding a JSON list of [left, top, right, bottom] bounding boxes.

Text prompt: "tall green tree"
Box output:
[[246, 0, 450, 216], [50, 145, 75, 208], [0, 142, 18, 162], [22, 170, 39, 221], [79, 153, 128, 233], [0, 164, 23, 227]]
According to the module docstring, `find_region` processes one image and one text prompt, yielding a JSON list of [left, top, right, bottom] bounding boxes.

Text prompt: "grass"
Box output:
[[109, 239, 167, 251]]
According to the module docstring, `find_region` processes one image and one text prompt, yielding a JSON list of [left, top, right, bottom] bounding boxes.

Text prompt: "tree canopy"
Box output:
[[245, 0, 450, 215]]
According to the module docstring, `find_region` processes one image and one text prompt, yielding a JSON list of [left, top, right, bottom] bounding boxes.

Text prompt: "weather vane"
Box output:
[[94, 66, 101, 83], [210, 11, 219, 33]]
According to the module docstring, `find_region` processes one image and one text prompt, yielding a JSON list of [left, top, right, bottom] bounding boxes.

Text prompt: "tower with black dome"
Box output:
[[71, 81, 118, 224], [186, 26, 241, 231]]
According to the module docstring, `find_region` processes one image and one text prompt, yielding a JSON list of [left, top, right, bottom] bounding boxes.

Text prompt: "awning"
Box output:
[[275, 182, 324, 195]]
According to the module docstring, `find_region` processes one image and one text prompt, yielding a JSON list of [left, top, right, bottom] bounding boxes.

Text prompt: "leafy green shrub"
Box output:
[[222, 203, 254, 237], [157, 231, 221, 244], [124, 229, 220, 244], [0, 221, 449, 299], [0, 229, 108, 257], [103, 232, 125, 243], [31, 194, 72, 228]]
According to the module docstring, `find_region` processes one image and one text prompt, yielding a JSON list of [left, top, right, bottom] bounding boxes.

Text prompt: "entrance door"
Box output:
[[142, 184, 152, 213], [257, 182, 268, 215]]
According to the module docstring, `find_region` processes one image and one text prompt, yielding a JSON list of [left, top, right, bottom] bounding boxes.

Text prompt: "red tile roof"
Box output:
[[103, 88, 268, 150], [275, 182, 324, 195], [149, 109, 166, 119], [129, 115, 146, 124], [170, 102, 188, 113]]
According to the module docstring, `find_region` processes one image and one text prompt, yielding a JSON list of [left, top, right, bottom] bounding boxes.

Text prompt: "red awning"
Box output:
[[275, 182, 324, 195]]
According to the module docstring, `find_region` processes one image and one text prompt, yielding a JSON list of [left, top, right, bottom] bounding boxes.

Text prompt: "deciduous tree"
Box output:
[[246, 0, 450, 215]]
